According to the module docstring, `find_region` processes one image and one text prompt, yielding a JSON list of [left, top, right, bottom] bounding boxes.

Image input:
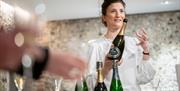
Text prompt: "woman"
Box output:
[[86, 0, 155, 91]]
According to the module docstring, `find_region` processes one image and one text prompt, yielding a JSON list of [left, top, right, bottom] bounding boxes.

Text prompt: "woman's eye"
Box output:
[[111, 10, 116, 13], [120, 9, 125, 13]]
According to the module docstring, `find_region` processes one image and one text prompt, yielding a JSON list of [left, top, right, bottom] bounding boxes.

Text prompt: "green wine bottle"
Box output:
[[108, 19, 128, 60], [83, 78, 88, 91], [75, 77, 88, 91], [94, 61, 107, 91], [110, 60, 123, 91]]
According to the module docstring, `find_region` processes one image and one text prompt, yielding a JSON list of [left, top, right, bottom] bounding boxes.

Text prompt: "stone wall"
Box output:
[[44, 11, 180, 91], [0, 11, 180, 91]]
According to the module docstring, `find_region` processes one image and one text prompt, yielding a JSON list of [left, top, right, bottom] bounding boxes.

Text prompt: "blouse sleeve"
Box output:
[[85, 41, 100, 90], [86, 42, 101, 75], [134, 38, 156, 84]]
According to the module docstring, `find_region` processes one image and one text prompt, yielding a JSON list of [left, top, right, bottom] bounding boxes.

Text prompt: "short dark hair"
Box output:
[[101, 0, 126, 26]]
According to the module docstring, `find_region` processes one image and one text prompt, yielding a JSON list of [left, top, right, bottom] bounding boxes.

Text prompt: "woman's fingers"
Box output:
[[135, 32, 144, 44], [141, 28, 148, 40], [135, 28, 148, 44], [117, 59, 123, 66]]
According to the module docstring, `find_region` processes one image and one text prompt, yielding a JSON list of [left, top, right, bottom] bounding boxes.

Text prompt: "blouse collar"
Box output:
[[102, 36, 113, 43]]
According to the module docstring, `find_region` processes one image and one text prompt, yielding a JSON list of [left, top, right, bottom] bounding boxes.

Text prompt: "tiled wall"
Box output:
[[0, 11, 180, 91]]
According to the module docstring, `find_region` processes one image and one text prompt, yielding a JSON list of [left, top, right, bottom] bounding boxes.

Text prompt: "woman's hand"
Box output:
[[135, 28, 150, 60], [102, 56, 123, 77], [135, 28, 149, 53]]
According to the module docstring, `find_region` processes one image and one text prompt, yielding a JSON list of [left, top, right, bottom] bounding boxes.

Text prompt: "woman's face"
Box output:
[[103, 2, 125, 30]]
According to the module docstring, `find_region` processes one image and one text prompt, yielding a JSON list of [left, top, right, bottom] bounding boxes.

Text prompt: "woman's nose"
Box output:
[[116, 12, 121, 17]]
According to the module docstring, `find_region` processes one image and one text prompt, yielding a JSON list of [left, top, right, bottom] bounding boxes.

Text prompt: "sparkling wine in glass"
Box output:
[[14, 75, 26, 91], [54, 78, 62, 91]]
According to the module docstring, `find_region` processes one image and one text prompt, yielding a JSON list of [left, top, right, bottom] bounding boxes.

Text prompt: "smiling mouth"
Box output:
[[114, 19, 122, 22]]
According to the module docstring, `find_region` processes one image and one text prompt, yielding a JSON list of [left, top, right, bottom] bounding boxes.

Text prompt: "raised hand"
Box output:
[[135, 28, 149, 53]]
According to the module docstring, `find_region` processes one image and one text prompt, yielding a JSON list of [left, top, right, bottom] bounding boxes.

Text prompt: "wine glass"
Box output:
[[14, 74, 26, 91], [75, 78, 83, 91], [54, 77, 63, 91], [86, 74, 96, 91]]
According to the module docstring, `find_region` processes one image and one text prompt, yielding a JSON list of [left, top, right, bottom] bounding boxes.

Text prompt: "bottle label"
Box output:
[[107, 47, 121, 60]]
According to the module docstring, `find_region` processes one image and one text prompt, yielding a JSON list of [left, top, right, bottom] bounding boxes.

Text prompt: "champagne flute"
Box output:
[[85, 74, 96, 91], [75, 76, 88, 91], [14, 74, 26, 91], [54, 77, 63, 91]]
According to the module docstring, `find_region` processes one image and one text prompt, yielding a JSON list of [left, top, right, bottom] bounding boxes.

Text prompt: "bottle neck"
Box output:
[[97, 68, 104, 83], [118, 22, 127, 36], [112, 60, 120, 80]]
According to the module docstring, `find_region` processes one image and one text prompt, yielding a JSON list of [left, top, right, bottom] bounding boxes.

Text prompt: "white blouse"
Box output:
[[86, 36, 156, 91]]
